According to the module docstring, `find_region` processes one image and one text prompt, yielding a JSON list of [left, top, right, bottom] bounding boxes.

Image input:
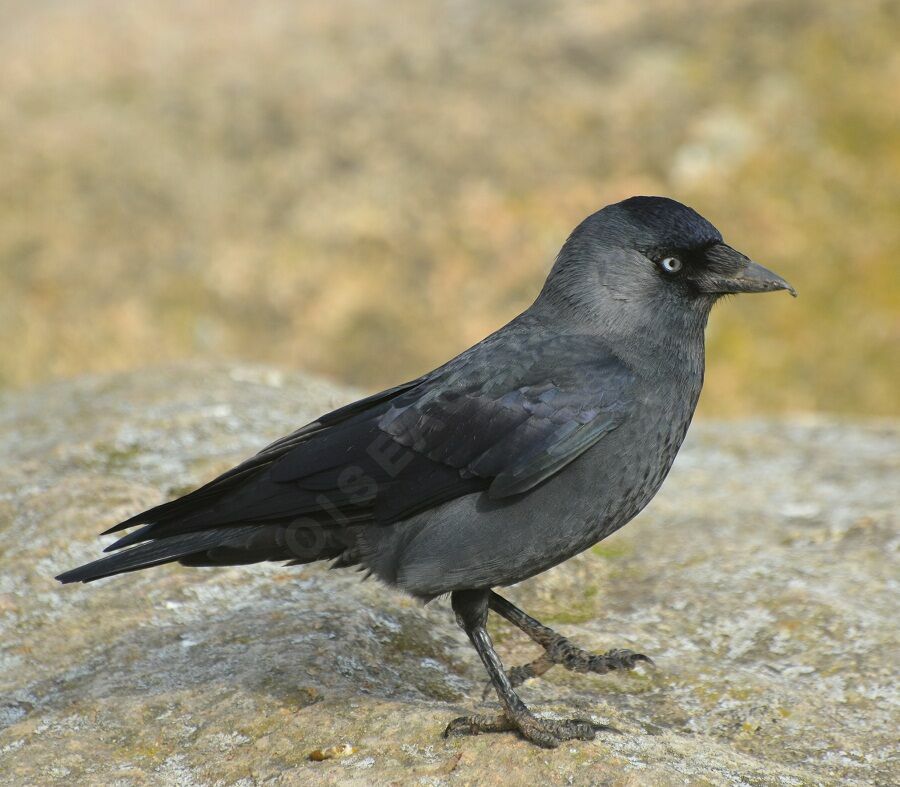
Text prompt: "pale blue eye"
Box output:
[[661, 257, 682, 274]]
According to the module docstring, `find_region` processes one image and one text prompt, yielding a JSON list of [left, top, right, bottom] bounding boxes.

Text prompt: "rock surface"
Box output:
[[0, 365, 896, 786]]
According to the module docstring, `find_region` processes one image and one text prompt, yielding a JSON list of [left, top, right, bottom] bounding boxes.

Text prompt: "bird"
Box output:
[[57, 196, 795, 748]]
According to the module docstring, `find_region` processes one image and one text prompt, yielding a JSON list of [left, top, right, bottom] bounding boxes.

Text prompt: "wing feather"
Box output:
[[101, 325, 636, 553]]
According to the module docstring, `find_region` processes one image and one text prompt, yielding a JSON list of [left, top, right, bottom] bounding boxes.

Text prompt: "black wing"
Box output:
[[374, 332, 635, 499], [58, 321, 636, 582], [102, 375, 429, 536]]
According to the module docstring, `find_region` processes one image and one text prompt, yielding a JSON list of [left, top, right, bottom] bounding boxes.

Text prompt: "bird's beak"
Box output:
[[701, 244, 797, 297]]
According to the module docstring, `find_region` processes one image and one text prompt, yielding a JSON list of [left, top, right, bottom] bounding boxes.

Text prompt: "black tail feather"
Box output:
[[57, 522, 352, 583], [58, 526, 264, 583]]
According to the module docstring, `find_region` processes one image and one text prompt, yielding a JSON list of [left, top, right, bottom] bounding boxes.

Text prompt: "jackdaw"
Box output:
[[58, 196, 795, 748]]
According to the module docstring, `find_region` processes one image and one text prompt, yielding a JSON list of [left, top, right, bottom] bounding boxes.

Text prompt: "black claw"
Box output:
[[626, 651, 653, 668], [588, 648, 655, 673]]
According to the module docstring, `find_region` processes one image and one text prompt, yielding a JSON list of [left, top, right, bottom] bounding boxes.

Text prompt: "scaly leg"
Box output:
[[488, 591, 652, 691], [443, 589, 611, 748]]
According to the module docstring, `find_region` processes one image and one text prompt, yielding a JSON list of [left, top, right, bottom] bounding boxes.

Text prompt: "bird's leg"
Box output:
[[488, 591, 652, 690], [443, 589, 609, 748]]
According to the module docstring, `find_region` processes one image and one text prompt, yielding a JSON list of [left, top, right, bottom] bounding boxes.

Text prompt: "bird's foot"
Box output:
[[505, 640, 653, 690], [443, 709, 612, 748]]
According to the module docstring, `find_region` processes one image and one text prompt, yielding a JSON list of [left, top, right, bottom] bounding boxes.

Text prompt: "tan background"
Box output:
[[1, 0, 897, 415]]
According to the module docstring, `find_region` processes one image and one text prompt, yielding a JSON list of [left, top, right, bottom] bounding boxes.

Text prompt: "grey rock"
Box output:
[[1, 364, 897, 785]]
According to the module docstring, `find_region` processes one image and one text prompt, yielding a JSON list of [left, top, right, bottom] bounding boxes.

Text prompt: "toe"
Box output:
[[506, 664, 534, 689], [517, 718, 562, 748], [591, 648, 654, 672], [443, 713, 513, 739], [443, 716, 471, 738], [444, 715, 483, 738], [442, 707, 614, 748], [555, 716, 622, 740], [555, 718, 597, 741]]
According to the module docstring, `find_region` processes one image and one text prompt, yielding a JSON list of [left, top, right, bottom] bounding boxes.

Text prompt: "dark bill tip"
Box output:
[[703, 245, 796, 297], [731, 259, 797, 297]]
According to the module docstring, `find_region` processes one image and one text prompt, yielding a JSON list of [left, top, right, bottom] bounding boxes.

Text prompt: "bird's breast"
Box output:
[[574, 375, 702, 546]]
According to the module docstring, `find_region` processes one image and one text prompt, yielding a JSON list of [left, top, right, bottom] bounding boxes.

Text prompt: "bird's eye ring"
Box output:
[[660, 257, 683, 274]]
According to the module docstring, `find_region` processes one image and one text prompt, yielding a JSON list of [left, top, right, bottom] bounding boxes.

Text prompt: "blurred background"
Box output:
[[0, 0, 897, 416]]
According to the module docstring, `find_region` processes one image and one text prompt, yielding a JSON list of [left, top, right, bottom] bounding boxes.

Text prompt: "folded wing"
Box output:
[[57, 322, 636, 582]]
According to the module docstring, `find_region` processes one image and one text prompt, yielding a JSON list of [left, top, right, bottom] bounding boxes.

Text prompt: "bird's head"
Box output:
[[540, 196, 795, 327]]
